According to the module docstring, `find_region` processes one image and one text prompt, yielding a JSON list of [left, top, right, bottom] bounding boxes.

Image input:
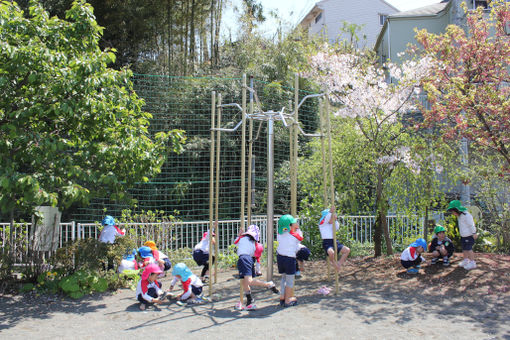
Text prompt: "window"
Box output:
[[473, 0, 488, 9], [379, 14, 388, 26], [315, 12, 322, 24]]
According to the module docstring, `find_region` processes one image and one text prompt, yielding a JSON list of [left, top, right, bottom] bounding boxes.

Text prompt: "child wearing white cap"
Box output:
[[234, 224, 279, 310]]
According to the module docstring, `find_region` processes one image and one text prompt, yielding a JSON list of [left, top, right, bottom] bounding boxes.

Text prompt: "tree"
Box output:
[[0, 1, 185, 219], [414, 0, 510, 176], [304, 45, 433, 256]]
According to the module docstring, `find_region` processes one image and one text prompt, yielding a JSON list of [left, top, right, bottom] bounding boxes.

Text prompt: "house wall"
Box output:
[[306, 0, 398, 48]]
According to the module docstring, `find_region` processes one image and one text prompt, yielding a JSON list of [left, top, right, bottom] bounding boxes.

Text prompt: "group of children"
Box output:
[[102, 199, 476, 310], [400, 199, 478, 274]]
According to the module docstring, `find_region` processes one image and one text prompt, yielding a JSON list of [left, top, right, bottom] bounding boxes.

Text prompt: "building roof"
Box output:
[[298, 0, 399, 27], [389, 1, 449, 18]]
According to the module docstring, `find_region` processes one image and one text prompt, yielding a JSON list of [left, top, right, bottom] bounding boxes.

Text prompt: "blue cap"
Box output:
[[172, 263, 192, 281], [319, 209, 330, 224], [410, 238, 427, 249], [124, 249, 137, 261], [102, 215, 115, 226], [138, 246, 154, 259]]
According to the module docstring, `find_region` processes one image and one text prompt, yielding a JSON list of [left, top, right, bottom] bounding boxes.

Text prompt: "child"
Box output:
[[118, 249, 138, 273], [400, 238, 427, 274], [428, 225, 455, 266], [319, 206, 350, 272], [98, 215, 125, 244], [144, 240, 172, 274], [295, 244, 311, 277], [138, 246, 156, 268], [192, 230, 215, 282], [276, 214, 303, 307], [169, 262, 204, 303], [135, 263, 166, 310], [234, 224, 279, 310], [447, 200, 478, 270]]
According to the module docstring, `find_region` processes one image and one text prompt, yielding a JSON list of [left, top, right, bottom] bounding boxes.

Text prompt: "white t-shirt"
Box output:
[[98, 225, 123, 244], [277, 232, 301, 258], [319, 213, 339, 239], [236, 236, 256, 256], [458, 211, 476, 237], [194, 232, 211, 253]]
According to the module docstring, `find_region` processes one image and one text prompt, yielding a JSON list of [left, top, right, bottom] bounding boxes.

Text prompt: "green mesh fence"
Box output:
[[68, 74, 321, 222]]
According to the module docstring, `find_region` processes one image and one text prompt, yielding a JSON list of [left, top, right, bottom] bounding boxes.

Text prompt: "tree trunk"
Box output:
[[374, 170, 383, 257], [423, 205, 429, 241]]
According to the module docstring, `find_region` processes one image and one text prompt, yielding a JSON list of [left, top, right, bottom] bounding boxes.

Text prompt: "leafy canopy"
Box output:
[[0, 0, 185, 216]]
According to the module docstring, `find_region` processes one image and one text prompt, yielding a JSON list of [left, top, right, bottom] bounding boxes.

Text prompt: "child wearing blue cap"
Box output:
[[118, 249, 139, 273], [319, 206, 350, 272], [400, 238, 427, 274], [169, 263, 204, 304], [98, 215, 125, 244], [138, 246, 156, 269]]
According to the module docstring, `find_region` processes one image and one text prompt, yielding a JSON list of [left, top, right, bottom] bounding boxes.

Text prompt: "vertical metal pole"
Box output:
[[214, 94, 222, 286], [208, 91, 216, 295], [267, 116, 275, 281], [325, 96, 339, 295]]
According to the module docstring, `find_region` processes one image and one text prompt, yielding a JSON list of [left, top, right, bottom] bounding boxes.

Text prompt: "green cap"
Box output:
[[278, 214, 297, 234], [434, 225, 446, 234], [447, 200, 467, 212]]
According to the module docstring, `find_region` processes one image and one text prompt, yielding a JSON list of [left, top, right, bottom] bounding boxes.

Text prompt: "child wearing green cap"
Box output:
[[276, 214, 303, 307], [428, 225, 455, 266], [447, 200, 477, 270]]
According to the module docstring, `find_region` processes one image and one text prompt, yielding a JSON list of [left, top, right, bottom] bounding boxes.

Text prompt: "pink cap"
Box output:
[[141, 263, 163, 281]]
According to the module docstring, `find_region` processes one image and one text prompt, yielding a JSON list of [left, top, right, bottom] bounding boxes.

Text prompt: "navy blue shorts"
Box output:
[[193, 249, 210, 266], [461, 236, 475, 251], [296, 247, 311, 261], [322, 239, 344, 256], [162, 258, 172, 271], [277, 254, 297, 275], [401, 257, 423, 269], [237, 254, 255, 279], [192, 285, 203, 296]]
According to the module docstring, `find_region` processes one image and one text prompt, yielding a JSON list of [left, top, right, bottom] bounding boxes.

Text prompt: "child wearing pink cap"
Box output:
[[136, 263, 166, 310]]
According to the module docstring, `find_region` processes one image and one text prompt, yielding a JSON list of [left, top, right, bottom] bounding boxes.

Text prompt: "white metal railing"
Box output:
[[1, 214, 440, 263]]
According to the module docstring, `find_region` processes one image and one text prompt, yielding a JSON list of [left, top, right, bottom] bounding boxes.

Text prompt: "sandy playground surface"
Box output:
[[1, 252, 509, 340]]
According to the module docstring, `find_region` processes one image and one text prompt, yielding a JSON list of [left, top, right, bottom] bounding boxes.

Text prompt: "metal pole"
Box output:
[[239, 75, 247, 303], [267, 116, 275, 281], [208, 91, 216, 295], [214, 94, 222, 287]]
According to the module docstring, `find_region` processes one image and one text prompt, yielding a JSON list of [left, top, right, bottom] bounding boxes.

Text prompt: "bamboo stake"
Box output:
[[214, 94, 222, 286], [325, 96, 339, 295], [208, 91, 216, 296]]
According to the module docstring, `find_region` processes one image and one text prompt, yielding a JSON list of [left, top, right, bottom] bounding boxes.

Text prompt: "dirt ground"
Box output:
[[1, 252, 509, 340]]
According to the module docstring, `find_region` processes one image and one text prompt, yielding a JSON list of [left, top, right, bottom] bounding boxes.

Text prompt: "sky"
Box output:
[[223, 0, 443, 38]]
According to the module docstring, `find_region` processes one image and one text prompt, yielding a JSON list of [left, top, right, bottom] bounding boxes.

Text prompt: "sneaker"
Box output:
[[279, 299, 285, 307], [464, 261, 477, 270], [459, 259, 468, 268], [234, 301, 244, 310], [284, 300, 298, 307], [431, 258, 438, 265], [267, 281, 279, 294], [443, 258, 450, 267], [407, 268, 419, 274], [415, 265, 421, 269], [295, 270, 301, 277], [245, 304, 257, 310]]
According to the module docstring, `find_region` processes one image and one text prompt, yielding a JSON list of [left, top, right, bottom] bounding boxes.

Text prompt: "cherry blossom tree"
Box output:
[[413, 0, 510, 176], [305, 46, 433, 256]]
